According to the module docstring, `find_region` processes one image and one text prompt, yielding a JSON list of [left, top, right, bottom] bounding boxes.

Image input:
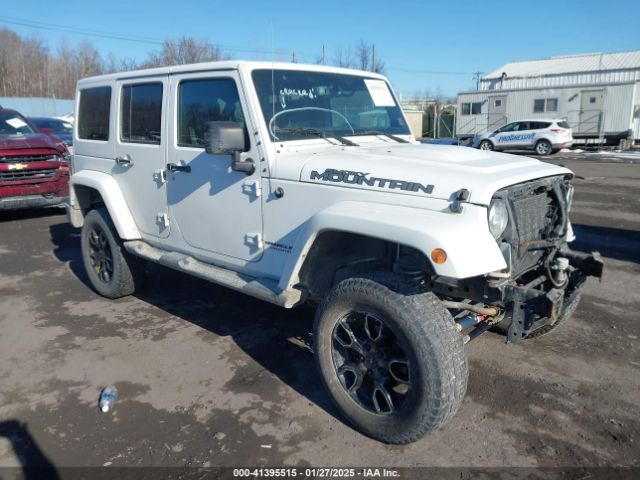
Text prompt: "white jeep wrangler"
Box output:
[[67, 61, 603, 444]]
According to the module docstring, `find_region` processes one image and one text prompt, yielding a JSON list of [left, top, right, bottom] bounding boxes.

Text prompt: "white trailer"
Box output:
[[456, 51, 640, 143]]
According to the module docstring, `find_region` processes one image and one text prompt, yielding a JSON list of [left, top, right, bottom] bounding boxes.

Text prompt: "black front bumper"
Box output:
[[502, 249, 603, 342]]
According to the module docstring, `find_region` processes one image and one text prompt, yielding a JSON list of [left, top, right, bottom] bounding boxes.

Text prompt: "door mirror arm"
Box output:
[[231, 152, 255, 175]]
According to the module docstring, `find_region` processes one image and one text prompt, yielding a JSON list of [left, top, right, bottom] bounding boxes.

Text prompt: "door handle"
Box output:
[[167, 163, 191, 173], [115, 154, 132, 166]]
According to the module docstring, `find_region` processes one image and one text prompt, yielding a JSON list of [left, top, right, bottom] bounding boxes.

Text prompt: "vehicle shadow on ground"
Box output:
[[0, 420, 59, 480], [571, 224, 640, 264], [48, 221, 344, 426], [0, 207, 65, 223]]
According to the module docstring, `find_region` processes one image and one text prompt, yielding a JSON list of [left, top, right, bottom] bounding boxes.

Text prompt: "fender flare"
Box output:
[[278, 200, 507, 290], [68, 170, 140, 239]]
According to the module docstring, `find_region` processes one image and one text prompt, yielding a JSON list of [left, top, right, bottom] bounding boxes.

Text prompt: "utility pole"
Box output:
[[473, 71, 483, 90], [372, 44, 376, 72], [291, 51, 297, 63], [322, 44, 326, 65]]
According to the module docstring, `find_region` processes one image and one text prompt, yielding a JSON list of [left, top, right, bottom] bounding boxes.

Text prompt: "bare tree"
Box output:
[[143, 36, 224, 68]]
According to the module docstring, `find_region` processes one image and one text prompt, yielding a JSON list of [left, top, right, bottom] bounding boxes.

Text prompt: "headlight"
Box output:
[[488, 199, 508, 239]]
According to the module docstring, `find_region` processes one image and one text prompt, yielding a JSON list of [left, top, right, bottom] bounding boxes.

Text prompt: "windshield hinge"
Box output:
[[450, 188, 470, 213]]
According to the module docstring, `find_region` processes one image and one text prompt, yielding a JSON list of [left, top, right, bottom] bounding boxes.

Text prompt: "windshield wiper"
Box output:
[[351, 130, 410, 143], [274, 127, 359, 147]]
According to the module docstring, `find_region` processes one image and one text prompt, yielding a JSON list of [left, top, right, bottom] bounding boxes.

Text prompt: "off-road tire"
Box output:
[[313, 273, 467, 444], [479, 140, 494, 151], [81, 208, 145, 299]]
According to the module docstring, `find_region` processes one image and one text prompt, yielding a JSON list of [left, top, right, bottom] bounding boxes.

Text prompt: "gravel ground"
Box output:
[[0, 151, 638, 475]]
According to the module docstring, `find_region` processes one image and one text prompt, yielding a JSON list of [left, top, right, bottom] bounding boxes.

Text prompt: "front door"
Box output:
[[488, 95, 507, 131], [579, 90, 604, 134], [166, 71, 263, 262], [114, 77, 169, 238]]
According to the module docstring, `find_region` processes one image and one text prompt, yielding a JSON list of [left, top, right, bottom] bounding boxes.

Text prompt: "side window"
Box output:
[[121, 83, 163, 144], [178, 78, 245, 147], [533, 99, 545, 113], [461, 103, 471, 115], [518, 122, 530, 131], [500, 122, 518, 132], [470, 102, 482, 115], [78, 86, 111, 141]]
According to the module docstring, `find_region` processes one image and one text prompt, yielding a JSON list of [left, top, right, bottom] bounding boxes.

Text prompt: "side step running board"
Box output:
[[123, 240, 304, 308]]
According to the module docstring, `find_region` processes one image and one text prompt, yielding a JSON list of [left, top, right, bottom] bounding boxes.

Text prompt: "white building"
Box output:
[[456, 50, 640, 142]]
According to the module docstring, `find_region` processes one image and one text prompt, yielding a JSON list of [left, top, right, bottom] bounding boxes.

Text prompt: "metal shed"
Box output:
[[456, 51, 640, 143]]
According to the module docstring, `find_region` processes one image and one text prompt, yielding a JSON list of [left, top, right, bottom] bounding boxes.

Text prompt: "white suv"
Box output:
[[67, 61, 602, 444], [475, 119, 573, 156]]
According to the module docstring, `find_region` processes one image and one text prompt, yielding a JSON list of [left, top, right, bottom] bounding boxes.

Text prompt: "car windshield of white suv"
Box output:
[[0, 112, 35, 135], [252, 69, 410, 143]]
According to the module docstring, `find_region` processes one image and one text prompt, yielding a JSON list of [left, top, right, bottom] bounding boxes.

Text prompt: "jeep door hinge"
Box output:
[[156, 213, 170, 228], [242, 180, 262, 198], [153, 169, 167, 184], [244, 232, 263, 249]]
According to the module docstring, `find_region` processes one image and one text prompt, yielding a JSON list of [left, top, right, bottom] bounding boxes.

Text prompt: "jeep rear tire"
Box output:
[[313, 273, 467, 444], [81, 208, 146, 299]]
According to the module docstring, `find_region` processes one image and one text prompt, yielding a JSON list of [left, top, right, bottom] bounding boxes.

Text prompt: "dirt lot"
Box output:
[[0, 152, 639, 473]]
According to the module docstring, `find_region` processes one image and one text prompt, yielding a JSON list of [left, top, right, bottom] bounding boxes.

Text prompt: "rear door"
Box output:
[[114, 77, 169, 238]]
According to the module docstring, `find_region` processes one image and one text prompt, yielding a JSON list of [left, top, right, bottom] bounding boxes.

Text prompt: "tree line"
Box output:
[[0, 27, 384, 100]]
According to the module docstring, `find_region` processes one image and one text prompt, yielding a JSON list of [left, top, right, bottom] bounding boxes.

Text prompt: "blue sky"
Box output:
[[2, 0, 639, 98]]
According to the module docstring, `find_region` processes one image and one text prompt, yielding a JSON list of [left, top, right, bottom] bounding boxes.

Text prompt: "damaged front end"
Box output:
[[428, 175, 603, 342]]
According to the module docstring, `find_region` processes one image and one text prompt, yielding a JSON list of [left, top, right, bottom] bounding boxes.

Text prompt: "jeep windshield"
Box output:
[[252, 69, 411, 142]]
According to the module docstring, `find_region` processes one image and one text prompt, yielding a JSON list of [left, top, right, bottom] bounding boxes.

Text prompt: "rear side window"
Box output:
[[78, 86, 111, 141], [121, 83, 163, 144], [178, 78, 245, 147], [531, 121, 551, 129], [557, 121, 571, 129]]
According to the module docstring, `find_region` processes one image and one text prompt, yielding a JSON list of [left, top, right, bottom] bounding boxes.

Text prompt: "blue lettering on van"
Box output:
[[498, 133, 535, 143]]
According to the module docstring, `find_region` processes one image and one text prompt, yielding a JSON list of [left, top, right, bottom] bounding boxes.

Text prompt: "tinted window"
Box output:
[[517, 122, 530, 131], [31, 118, 73, 135], [500, 122, 519, 132], [557, 121, 571, 129], [178, 78, 244, 147], [471, 102, 482, 115], [531, 121, 551, 129], [78, 86, 111, 140], [121, 83, 163, 144]]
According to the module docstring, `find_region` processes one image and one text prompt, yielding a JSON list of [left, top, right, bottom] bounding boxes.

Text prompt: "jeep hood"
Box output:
[[287, 142, 571, 206]]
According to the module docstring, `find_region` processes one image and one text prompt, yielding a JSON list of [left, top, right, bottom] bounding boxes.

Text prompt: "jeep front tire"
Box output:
[[81, 208, 146, 299], [313, 273, 467, 444]]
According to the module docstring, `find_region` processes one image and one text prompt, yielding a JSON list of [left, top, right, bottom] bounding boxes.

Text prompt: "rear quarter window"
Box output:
[[557, 121, 571, 129], [78, 86, 111, 141], [531, 122, 551, 129]]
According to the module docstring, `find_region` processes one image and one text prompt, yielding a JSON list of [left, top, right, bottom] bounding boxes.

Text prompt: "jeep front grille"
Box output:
[[512, 192, 554, 244]]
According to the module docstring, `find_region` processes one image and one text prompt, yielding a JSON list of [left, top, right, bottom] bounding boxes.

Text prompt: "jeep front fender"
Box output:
[[68, 170, 140, 240], [279, 201, 506, 290]]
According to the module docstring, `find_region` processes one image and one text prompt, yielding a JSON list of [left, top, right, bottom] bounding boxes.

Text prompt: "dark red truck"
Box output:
[[0, 108, 70, 210]]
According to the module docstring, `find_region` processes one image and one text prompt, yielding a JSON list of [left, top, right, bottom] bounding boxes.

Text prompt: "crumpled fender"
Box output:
[[279, 200, 506, 290], [68, 170, 140, 239]]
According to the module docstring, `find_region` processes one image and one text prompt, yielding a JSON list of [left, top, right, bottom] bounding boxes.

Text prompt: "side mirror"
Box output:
[[204, 121, 246, 154]]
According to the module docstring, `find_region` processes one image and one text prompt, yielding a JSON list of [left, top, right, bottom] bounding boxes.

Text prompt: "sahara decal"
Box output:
[[498, 133, 535, 143], [309, 169, 434, 194]]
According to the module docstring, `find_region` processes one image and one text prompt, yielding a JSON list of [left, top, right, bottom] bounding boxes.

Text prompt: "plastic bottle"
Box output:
[[99, 386, 118, 413]]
